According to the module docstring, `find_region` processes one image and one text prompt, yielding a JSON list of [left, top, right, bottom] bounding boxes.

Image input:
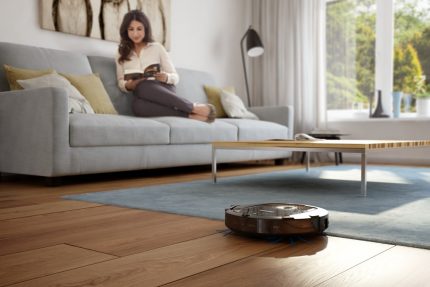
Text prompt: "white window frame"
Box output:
[[327, 0, 397, 121], [375, 0, 394, 117]]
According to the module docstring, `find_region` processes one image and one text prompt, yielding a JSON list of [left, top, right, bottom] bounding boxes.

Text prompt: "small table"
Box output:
[[212, 139, 430, 197]]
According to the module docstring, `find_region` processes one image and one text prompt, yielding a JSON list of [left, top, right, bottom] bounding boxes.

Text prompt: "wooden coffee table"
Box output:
[[211, 139, 430, 197]]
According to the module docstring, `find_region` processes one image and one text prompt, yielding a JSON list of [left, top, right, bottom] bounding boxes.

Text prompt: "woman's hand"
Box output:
[[125, 72, 168, 91], [125, 78, 144, 91], [155, 72, 168, 83]]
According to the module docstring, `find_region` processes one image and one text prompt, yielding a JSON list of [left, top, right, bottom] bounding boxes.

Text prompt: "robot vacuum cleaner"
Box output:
[[225, 203, 329, 236]]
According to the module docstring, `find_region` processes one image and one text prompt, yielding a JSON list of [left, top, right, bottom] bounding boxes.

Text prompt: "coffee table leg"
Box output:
[[306, 152, 310, 172], [212, 146, 217, 183], [361, 152, 367, 196]]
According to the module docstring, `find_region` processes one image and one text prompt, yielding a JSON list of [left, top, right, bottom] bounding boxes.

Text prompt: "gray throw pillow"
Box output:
[[220, 90, 259, 119], [17, 73, 95, 114]]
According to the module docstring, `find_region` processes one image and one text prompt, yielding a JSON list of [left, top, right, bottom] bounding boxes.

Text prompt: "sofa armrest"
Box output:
[[249, 105, 294, 139], [0, 87, 70, 176]]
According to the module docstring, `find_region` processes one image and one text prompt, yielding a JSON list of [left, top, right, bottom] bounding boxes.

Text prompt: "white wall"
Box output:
[[327, 119, 430, 165], [170, 0, 247, 95], [0, 0, 248, 99]]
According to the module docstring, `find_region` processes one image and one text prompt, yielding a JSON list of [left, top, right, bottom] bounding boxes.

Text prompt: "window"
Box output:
[[326, 0, 430, 120], [393, 0, 430, 114]]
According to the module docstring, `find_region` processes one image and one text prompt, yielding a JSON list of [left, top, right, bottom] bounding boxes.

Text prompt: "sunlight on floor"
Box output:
[[319, 169, 410, 184], [419, 172, 430, 183]]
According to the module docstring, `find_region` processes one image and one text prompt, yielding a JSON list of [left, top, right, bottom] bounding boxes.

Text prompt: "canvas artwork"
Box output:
[[40, 0, 171, 49]]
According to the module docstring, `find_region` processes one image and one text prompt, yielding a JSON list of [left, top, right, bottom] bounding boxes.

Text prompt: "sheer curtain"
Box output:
[[249, 0, 327, 134]]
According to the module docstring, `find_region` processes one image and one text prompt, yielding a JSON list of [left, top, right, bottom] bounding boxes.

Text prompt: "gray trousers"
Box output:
[[132, 80, 194, 117]]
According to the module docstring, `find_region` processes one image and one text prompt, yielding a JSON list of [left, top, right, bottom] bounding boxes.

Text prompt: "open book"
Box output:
[[124, 63, 160, 81], [294, 133, 319, 141], [266, 133, 321, 141]]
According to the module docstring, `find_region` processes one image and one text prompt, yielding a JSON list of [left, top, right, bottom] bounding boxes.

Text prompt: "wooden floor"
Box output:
[[1, 163, 430, 287]]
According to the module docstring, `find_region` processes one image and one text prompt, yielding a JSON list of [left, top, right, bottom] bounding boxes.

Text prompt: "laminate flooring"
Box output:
[[1, 163, 429, 287]]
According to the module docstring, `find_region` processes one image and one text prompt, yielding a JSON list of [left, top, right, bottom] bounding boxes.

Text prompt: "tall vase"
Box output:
[[403, 93, 412, 113], [392, 91, 403, 118], [371, 90, 389, 118]]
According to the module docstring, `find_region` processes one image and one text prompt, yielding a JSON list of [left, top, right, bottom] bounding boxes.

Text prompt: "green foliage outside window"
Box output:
[[326, 0, 430, 110], [414, 75, 430, 98], [393, 44, 422, 94]]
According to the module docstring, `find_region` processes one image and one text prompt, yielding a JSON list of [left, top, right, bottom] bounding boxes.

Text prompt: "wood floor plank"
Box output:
[[0, 200, 101, 220], [0, 244, 116, 287], [0, 205, 139, 236], [318, 245, 430, 287], [0, 204, 224, 257], [0, 199, 37, 209], [68, 215, 225, 256], [0, 206, 145, 255], [164, 236, 393, 287], [9, 233, 281, 287]]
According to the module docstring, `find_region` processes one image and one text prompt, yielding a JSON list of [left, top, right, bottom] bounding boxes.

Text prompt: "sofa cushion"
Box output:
[[203, 85, 235, 118], [70, 114, 170, 147], [4, 64, 55, 90], [221, 90, 259, 119], [0, 42, 92, 92], [87, 55, 133, 116], [218, 118, 289, 140], [152, 117, 238, 144], [17, 73, 94, 114], [176, 68, 216, 104], [61, 73, 118, 115]]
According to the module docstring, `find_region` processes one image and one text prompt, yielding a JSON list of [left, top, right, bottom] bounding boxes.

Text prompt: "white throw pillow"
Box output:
[[17, 73, 95, 114], [220, 90, 259, 119]]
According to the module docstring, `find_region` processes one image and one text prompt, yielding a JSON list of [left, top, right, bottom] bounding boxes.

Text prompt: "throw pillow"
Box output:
[[17, 74, 95, 114], [3, 64, 55, 90], [61, 73, 118, 114], [220, 90, 259, 120], [203, 85, 235, 118]]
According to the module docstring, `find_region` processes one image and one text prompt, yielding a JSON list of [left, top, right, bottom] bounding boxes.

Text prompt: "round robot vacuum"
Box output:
[[225, 203, 329, 236]]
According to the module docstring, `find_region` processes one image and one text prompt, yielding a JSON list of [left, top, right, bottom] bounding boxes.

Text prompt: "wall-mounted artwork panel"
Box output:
[[40, 0, 171, 49]]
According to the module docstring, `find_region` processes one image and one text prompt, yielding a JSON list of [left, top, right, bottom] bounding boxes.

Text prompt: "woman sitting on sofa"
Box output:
[[116, 10, 216, 123]]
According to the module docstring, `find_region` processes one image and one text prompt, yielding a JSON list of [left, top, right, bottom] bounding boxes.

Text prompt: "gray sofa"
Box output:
[[0, 42, 293, 179]]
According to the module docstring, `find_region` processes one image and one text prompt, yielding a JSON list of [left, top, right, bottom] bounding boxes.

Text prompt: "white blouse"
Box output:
[[115, 42, 179, 93]]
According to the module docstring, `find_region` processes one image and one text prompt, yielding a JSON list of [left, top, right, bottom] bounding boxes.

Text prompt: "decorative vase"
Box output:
[[416, 97, 430, 117], [392, 91, 403, 118], [403, 93, 412, 113], [371, 90, 389, 118]]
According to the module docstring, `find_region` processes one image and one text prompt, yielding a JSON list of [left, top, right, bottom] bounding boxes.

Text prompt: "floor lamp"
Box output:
[[240, 26, 264, 107]]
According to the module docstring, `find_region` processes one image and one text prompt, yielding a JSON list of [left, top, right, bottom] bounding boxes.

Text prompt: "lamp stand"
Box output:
[[241, 30, 252, 107]]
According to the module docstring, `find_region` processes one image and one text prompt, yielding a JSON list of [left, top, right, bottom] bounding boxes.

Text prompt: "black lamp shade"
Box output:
[[246, 29, 264, 57], [241, 26, 264, 107]]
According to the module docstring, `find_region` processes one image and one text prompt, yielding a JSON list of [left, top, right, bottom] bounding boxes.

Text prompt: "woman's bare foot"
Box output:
[[189, 113, 215, 123], [192, 104, 211, 116], [189, 113, 209, 122]]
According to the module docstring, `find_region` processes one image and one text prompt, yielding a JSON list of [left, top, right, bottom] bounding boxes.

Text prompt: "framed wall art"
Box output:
[[40, 0, 171, 49]]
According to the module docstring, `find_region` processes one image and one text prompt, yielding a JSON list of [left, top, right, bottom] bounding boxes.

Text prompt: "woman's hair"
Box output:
[[118, 9, 154, 63]]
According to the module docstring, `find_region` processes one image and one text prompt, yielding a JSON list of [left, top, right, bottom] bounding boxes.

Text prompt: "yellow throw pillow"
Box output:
[[203, 85, 236, 118], [4, 64, 55, 90], [61, 73, 118, 114]]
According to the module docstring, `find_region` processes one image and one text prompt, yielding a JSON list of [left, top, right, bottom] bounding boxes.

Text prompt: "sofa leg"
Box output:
[[274, 159, 285, 166], [44, 176, 63, 187], [0, 172, 11, 180]]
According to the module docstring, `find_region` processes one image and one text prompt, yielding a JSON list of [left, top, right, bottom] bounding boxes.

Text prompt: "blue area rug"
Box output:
[[64, 165, 430, 249]]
